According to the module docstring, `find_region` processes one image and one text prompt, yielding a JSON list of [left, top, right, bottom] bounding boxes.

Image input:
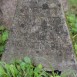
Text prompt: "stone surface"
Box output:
[[2, 0, 77, 72], [0, 0, 68, 28], [1, 0, 17, 28], [61, 0, 68, 12], [0, 0, 3, 25]]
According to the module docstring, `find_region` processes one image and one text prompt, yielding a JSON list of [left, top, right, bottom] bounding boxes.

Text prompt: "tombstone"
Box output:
[[2, 0, 77, 72]]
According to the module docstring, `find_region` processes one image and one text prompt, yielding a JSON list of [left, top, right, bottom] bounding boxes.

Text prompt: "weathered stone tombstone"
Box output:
[[2, 0, 77, 73]]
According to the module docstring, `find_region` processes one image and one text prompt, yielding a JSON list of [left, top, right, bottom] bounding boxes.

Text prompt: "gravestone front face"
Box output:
[[2, 0, 77, 71]]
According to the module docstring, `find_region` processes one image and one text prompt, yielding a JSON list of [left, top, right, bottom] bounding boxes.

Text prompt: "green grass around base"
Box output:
[[0, 57, 76, 77], [66, 0, 77, 56]]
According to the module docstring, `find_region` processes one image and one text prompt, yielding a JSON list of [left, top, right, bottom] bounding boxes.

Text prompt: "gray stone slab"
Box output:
[[2, 0, 77, 72], [2, 0, 17, 28]]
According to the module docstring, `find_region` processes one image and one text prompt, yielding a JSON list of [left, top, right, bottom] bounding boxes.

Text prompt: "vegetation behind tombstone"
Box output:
[[66, 0, 77, 56], [0, 26, 8, 56]]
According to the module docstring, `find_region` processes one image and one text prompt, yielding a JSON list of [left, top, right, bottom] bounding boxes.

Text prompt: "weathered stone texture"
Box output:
[[0, 0, 68, 27], [2, 0, 17, 28], [2, 0, 77, 72], [61, 0, 68, 11], [0, 0, 3, 25]]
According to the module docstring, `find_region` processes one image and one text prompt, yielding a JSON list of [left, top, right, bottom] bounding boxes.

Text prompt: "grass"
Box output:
[[66, 0, 77, 56], [0, 57, 76, 77], [0, 26, 8, 56]]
